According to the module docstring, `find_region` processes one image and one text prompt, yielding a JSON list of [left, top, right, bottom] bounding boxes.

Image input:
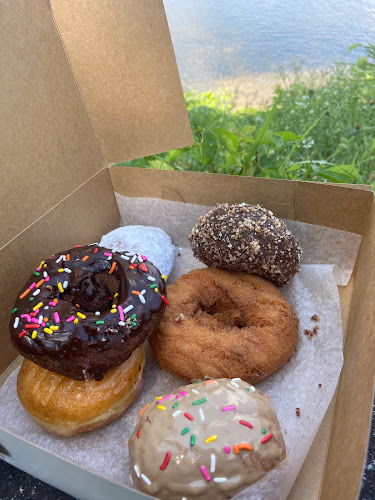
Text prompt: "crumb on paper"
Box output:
[[304, 325, 320, 340], [311, 314, 320, 322], [296, 408, 301, 417]]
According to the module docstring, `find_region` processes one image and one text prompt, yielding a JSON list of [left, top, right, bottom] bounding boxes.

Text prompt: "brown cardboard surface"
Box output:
[[0, 168, 119, 374], [0, 0, 106, 249], [295, 181, 372, 234], [110, 167, 298, 219], [321, 196, 375, 499], [51, 0, 193, 164], [110, 167, 373, 235]]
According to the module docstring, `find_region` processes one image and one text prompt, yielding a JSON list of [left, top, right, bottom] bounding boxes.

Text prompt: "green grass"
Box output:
[[118, 44, 375, 187]]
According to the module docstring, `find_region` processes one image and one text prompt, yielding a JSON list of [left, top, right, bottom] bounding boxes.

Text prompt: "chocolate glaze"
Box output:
[[129, 378, 286, 500], [10, 245, 167, 380]]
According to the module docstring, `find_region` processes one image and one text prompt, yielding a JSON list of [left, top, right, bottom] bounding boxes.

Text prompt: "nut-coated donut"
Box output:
[[189, 203, 302, 287], [10, 245, 168, 380], [149, 268, 299, 384]]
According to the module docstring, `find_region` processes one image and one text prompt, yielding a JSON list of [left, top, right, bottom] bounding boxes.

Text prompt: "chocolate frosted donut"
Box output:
[[189, 203, 302, 287], [10, 245, 168, 380], [129, 378, 286, 500]]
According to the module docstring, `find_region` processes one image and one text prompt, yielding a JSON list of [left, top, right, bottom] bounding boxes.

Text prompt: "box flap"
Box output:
[[0, 0, 107, 250], [50, 0, 193, 164]]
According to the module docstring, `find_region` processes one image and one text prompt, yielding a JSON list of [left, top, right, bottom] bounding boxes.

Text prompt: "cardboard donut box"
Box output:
[[0, 1, 374, 499]]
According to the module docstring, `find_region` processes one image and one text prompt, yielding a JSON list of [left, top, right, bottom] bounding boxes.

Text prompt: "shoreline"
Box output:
[[184, 69, 326, 108]]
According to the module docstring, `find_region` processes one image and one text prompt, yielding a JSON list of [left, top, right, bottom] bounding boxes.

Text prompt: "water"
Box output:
[[164, 0, 375, 89]]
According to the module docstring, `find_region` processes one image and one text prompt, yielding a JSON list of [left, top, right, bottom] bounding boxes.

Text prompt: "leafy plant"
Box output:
[[116, 45, 375, 187]]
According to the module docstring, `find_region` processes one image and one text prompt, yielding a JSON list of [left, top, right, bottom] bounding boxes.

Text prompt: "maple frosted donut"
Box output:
[[129, 378, 286, 500], [189, 203, 302, 287], [100, 225, 175, 278], [10, 244, 168, 381]]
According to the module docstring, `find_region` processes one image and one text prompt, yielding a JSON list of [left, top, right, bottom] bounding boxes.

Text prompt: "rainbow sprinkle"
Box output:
[[239, 420, 253, 429], [192, 398, 207, 405], [200, 466, 211, 482], [261, 433, 273, 443], [222, 405, 236, 412], [160, 451, 171, 471], [159, 394, 173, 402]]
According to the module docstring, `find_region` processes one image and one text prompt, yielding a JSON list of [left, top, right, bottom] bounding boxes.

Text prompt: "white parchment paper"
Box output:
[[0, 195, 358, 500]]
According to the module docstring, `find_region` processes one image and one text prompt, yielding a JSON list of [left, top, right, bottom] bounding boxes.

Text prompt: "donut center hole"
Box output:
[[195, 297, 246, 329], [64, 273, 119, 313]]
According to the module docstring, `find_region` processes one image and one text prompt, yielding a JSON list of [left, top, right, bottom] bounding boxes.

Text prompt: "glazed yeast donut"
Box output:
[[189, 203, 302, 287], [10, 244, 168, 381], [17, 346, 145, 437], [129, 378, 286, 500], [149, 268, 299, 384]]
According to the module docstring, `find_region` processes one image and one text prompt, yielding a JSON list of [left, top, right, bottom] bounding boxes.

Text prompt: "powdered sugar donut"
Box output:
[[100, 226, 174, 278]]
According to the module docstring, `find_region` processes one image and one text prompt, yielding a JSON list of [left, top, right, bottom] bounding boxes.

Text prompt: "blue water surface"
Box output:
[[164, 0, 375, 88]]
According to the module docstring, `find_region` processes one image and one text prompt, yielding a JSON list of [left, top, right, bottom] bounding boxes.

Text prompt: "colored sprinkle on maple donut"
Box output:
[[239, 420, 253, 429], [160, 451, 171, 471], [222, 405, 236, 411], [261, 433, 273, 443], [200, 466, 211, 482]]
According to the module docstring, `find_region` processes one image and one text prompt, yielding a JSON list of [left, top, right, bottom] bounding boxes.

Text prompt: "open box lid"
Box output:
[[0, 0, 192, 251]]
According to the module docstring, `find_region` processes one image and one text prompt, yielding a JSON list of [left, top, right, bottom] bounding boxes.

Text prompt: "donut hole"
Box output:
[[64, 273, 119, 313], [194, 297, 246, 330]]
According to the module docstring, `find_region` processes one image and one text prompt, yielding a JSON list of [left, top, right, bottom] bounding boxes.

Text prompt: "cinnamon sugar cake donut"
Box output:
[[149, 268, 299, 384]]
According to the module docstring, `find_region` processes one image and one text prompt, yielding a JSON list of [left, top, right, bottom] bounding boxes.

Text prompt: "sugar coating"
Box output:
[[189, 203, 302, 287], [100, 225, 174, 278]]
